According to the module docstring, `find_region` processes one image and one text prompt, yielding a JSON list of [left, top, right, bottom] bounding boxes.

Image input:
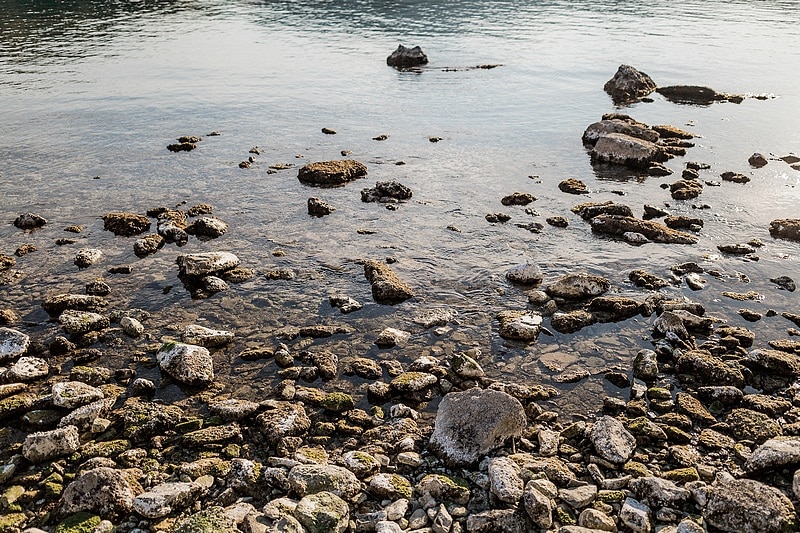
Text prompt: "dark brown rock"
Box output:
[[363, 260, 414, 304], [103, 212, 151, 237], [386, 44, 428, 68], [603, 65, 657, 103], [769, 219, 800, 241], [298, 160, 368, 187], [590, 215, 698, 244], [558, 179, 589, 194]]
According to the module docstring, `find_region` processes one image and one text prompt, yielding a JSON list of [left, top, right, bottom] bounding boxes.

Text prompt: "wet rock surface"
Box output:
[[297, 160, 368, 186], [603, 64, 657, 103], [386, 44, 428, 68]]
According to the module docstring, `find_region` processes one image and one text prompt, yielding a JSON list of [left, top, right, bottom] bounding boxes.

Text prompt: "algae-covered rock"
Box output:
[[102, 212, 151, 236], [298, 160, 368, 187]]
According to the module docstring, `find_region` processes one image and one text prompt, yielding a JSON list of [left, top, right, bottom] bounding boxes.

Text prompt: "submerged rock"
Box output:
[[558, 178, 589, 194], [603, 64, 657, 103], [656, 85, 744, 105], [430, 388, 526, 466], [590, 215, 698, 244], [386, 44, 428, 68], [363, 260, 414, 304], [298, 160, 368, 187]]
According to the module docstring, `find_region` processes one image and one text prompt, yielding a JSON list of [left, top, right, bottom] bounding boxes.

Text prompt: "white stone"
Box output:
[[23, 425, 80, 463], [59, 309, 109, 335], [0, 328, 29, 360], [132, 481, 206, 519], [589, 416, 636, 464], [156, 341, 214, 386], [559, 484, 598, 508], [120, 316, 145, 338], [488, 457, 524, 504], [177, 251, 239, 276], [620, 497, 651, 533], [182, 324, 234, 347], [506, 263, 543, 285], [6, 356, 48, 382], [52, 381, 104, 409]]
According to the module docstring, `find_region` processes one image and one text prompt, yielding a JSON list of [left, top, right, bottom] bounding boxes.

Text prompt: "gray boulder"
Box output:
[[703, 478, 796, 533], [603, 65, 657, 103], [591, 132, 667, 168], [288, 464, 360, 500], [59, 310, 109, 335], [182, 324, 234, 347], [363, 260, 414, 304], [629, 476, 689, 509], [23, 425, 80, 463], [488, 457, 524, 504], [14, 212, 47, 229], [256, 401, 311, 444], [52, 381, 104, 409], [545, 273, 610, 299], [589, 416, 636, 464], [177, 251, 240, 276], [172, 506, 238, 533], [465, 509, 528, 533], [60, 467, 137, 518], [505, 263, 543, 285], [430, 388, 526, 466], [132, 480, 207, 519], [6, 356, 49, 381], [74, 248, 104, 268], [0, 327, 30, 360], [156, 341, 214, 386], [497, 310, 543, 341], [523, 481, 552, 530], [294, 491, 350, 533], [744, 437, 800, 473]]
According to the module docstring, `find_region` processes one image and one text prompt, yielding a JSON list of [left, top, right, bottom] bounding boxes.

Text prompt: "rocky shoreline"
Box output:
[[1, 64, 800, 533]]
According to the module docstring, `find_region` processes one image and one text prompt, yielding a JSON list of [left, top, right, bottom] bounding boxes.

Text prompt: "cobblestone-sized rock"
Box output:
[[589, 416, 636, 464], [703, 478, 796, 533], [23, 425, 80, 463], [60, 467, 138, 518]]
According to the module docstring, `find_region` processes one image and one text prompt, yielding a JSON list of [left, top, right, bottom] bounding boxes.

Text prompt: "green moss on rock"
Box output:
[[54, 512, 101, 533]]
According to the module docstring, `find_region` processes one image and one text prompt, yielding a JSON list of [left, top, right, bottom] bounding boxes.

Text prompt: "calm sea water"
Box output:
[[1, 0, 799, 413]]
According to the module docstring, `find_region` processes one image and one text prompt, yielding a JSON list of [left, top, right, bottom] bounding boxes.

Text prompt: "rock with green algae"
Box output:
[[54, 512, 100, 533], [172, 505, 238, 533], [293, 491, 350, 533], [0, 512, 27, 531], [123, 399, 184, 443], [367, 472, 413, 499], [320, 392, 354, 413], [415, 474, 471, 504]]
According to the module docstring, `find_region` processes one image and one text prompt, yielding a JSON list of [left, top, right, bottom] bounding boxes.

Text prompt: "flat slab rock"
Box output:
[[590, 132, 668, 168], [590, 214, 698, 244], [769, 219, 800, 241], [298, 160, 368, 187], [156, 341, 214, 386], [0, 327, 30, 360], [177, 252, 240, 276]]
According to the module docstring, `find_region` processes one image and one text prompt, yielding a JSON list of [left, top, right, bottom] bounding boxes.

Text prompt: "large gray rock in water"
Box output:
[[156, 341, 214, 386], [603, 65, 657, 103], [60, 467, 137, 518], [23, 425, 80, 463], [386, 44, 428, 68], [294, 491, 350, 533], [589, 416, 636, 464], [702, 478, 796, 533], [177, 252, 240, 276], [545, 273, 610, 299], [52, 381, 104, 409], [583, 116, 659, 145], [590, 215, 698, 244], [363, 260, 414, 304], [769, 219, 800, 242], [0, 327, 29, 360], [298, 160, 368, 187], [591, 132, 668, 168], [430, 388, 526, 466]]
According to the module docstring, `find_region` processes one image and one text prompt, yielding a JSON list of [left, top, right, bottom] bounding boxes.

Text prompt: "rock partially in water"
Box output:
[[59, 310, 109, 336], [558, 178, 589, 194], [102, 212, 151, 236], [652, 124, 695, 139], [157, 209, 189, 245], [582, 115, 659, 145], [769, 219, 800, 242], [0, 327, 30, 360], [749, 152, 769, 168], [550, 310, 596, 334], [501, 192, 536, 205], [656, 85, 744, 105], [770, 275, 796, 292], [23, 425, 80, 463], [133, 234, 165, 258], [363, 260, 414, 304], [589, 415, 636, 464], [670, 179, 704, 200], [375, 327, 410, 348], [177, 252, 240, 276], [571, 200, 634, 220], [156, 341, 214, 386], [13, 212, 47, 230], [497, 310, 543, 341], [167, 142, 195, 152], [308, 197, 336, 217], [675, 350, 745, 387], [329, 294, 362, 314], [430, 388, 526, 466], [603, 65, 657, 103], [298, 160, 368, 187], [591, 132, 668, 168], [182, 324, 234, 348], [42, 294, 108, 316], [361, 181, 412, 203], [74, 248, 104, 268], [721, 171, 750, 184], [185, 216, 228, 239], [544, 273, 610, 299], [590, 215, 698, 244], [629, 269, 670, 290], [505, 263, 543, 286], [702, 478, 796, 533], [386, 44, 428, 68]]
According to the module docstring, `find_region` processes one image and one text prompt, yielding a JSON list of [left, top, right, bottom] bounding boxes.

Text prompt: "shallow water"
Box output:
[[1, 0, 799, 417]]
